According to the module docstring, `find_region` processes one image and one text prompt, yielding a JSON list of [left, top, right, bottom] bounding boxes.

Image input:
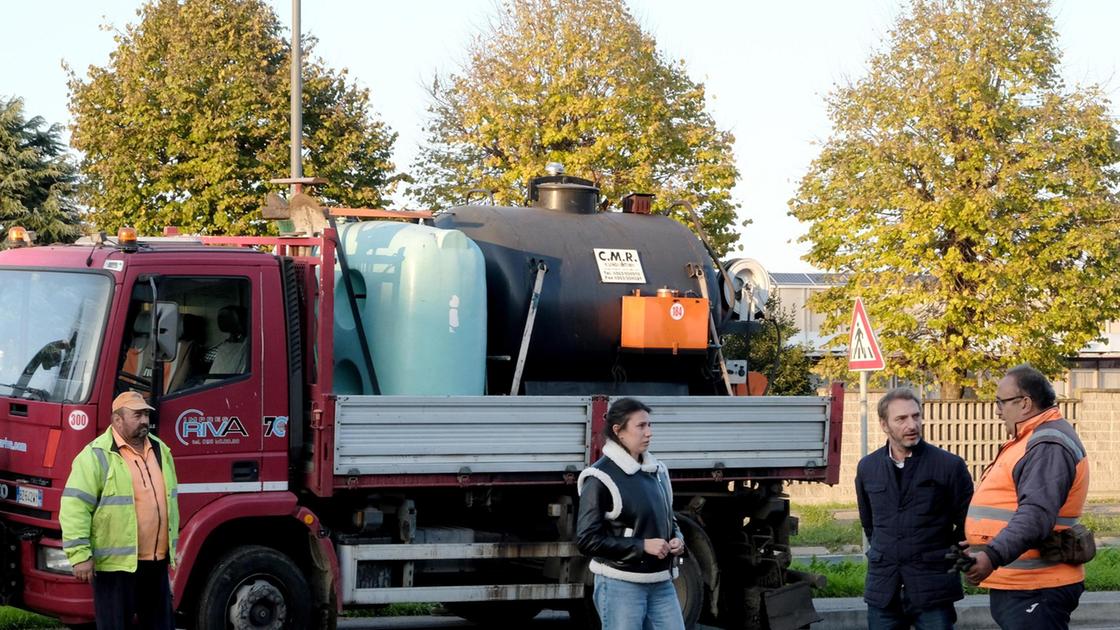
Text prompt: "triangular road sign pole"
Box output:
[[848, 298, 885, 372], [849, 297, 884, 555]]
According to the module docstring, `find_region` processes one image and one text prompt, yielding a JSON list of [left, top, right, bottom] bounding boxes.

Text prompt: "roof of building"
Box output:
[[768, 272, 845, 286]]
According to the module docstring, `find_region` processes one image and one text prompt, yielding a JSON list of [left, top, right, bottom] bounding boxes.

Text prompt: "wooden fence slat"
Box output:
[[919, 399, 1079, 481], [786, 394, 1112, 503]]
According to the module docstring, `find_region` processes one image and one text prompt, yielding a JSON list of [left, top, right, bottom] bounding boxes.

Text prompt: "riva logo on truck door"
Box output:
[[175, 408, 250, 446], [594, 248, 647, 284]]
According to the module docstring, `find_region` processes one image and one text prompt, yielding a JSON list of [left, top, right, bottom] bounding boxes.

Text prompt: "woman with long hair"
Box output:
[[576, 398, 685, 629]]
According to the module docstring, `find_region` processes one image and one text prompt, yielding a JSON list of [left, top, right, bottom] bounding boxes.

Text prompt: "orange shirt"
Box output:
[[111, 428, 169, 561]]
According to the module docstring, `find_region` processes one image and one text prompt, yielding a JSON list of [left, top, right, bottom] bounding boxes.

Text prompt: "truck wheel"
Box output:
[[675, 554, 704, 628], [195, 545, 311, 630]]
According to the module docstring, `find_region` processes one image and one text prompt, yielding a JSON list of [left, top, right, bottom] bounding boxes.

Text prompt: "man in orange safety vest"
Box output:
[[962, 364, 1089, 629]]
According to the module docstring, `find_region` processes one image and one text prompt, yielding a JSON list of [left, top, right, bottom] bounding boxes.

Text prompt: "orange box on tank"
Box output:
[[620, 291, 709, 354]]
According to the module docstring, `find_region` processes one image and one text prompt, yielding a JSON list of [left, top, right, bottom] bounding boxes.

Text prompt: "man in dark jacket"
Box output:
[[856, 388, 973, 629]]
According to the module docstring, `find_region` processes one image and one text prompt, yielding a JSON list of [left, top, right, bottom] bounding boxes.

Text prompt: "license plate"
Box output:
[[16, 486, 42, 508]]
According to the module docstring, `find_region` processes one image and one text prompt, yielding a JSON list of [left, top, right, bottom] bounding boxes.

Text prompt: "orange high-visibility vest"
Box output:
[[123, 347, 172, 392], [965, 407, 1089, 590]]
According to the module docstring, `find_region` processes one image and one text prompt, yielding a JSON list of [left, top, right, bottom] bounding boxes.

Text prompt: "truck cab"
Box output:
[[0, 236, 301, 625]]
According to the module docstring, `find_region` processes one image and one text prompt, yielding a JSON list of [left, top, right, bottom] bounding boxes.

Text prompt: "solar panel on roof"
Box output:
[[767, 272, 846, 287], [806, 273, 839, 285], [769, 272, 815, 285]]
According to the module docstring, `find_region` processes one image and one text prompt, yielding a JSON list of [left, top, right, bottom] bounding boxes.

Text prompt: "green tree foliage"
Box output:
[[411, 0, 741, 254], [68, 0, 396, 236], [789, 0, 1120, 397], [721, 296, 815, 396], [0, 97, 81, 244]]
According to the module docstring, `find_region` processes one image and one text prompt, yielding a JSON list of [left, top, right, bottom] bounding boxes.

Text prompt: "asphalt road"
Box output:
[[338, 611, 724, 629], [335, 590, 1120, 629], [339, 617, 1118, 630], [337, 607, 1117, 630]]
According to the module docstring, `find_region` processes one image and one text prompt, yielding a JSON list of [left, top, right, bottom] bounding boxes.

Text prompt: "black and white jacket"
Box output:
[[575, 440, 682, 583]]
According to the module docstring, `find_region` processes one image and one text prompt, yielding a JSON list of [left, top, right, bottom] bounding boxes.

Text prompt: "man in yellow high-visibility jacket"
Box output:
[[962, 364, 1088, 630], [60, 391, 180, 629]]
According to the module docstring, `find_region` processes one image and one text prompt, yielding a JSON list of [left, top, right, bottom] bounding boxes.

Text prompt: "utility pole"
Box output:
[[290, 0, 303, 196]]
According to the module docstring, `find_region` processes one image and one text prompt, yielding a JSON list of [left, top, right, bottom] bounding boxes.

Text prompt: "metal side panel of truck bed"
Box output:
[[333, 395, 833, 475]]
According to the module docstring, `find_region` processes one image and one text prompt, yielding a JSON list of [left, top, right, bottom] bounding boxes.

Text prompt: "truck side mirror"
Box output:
[[153, 301, 179, 363]]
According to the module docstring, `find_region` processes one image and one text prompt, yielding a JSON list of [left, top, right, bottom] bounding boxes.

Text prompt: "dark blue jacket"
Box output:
[[855, 439, 973, 610]]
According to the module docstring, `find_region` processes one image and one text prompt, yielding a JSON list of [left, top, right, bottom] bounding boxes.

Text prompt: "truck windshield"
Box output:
[[0, 270, 112, 403]]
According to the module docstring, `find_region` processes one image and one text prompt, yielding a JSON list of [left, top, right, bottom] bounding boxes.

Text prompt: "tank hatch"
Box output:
[[527, 164, 600, 214]]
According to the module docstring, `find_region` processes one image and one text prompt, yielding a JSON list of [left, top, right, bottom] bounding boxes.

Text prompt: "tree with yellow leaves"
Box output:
[[68, 0, 397, 236], [411, 0, 740, 254], [791, 0, 1120, 397]]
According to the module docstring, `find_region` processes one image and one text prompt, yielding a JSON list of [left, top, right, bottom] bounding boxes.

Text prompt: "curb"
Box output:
[[812, 592, 1120, 629]]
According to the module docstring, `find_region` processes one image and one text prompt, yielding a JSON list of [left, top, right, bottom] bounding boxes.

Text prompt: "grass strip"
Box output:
[[0, 607, 57, 629], [794, 548, 1120, 598], [792, 506, 1120, 553]]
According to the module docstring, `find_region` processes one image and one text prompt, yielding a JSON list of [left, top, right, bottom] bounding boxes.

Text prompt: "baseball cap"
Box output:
[[112, 391, 155, 413]]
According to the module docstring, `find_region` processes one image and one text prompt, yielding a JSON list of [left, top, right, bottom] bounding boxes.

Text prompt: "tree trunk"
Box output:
[[939, 381, 963, 400]]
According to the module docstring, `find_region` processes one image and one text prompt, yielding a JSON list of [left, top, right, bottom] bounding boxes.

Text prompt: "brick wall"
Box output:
[[787, 390, 1119, 503], [1075, 390, 1120, 497]]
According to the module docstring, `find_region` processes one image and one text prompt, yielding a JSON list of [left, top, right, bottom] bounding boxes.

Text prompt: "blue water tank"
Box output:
[[333, 221, 487, 395]]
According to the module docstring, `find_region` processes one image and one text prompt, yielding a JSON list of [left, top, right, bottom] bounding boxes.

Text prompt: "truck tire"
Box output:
[[195, 545, 311, 630], [675, 553, 704, 628]]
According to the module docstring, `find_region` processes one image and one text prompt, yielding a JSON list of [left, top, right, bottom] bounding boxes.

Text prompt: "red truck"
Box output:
[[0, 175, 841, 629]]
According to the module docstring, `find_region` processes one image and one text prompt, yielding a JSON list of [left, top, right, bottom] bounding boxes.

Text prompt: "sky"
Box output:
[[3, 0, 1118, 272]]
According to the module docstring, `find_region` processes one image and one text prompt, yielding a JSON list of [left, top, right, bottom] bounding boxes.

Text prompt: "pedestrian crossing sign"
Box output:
[[848, 298, 885, 371]]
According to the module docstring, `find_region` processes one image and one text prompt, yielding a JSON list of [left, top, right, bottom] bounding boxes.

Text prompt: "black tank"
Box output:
[[433, 179, 724, 395]]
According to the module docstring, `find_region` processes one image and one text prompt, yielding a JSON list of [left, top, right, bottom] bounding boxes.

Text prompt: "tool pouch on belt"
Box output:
[[1039, 524, 1096, 565]]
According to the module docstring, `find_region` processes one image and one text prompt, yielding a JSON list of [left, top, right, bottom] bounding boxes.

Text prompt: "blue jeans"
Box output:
[[867, 587, 956, 629], [593, 574, 684, 630]]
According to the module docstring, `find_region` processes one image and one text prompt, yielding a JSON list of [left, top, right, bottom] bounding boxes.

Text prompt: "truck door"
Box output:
[[114, 272, 263, 518]]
